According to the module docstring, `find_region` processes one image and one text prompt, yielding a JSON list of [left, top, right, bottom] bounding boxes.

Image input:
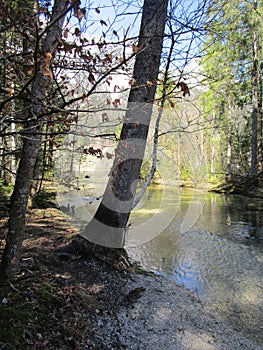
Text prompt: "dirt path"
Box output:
[[0, 208, 262, 349]]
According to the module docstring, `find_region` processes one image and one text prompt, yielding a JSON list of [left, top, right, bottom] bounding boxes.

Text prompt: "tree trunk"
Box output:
[[258, 72, 263, 174], [0, 0, 76, 283], [256, 29, 262, 174], [211, 110, 216, 176], [81, 0, 168, 250], [10, 122, 17, 185], [28, 148, 42, 208], [250, 5, 260, 177], [226, 110, 232, 182]]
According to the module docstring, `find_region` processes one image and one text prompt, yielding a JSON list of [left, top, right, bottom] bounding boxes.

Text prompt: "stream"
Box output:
[[128, 188, 263, 292], [58, 184, 263, 334], [127, 187, 263, 336]]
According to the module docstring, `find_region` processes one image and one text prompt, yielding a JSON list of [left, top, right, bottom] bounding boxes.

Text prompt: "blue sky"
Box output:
[[61, 0, 206, 81], [77, 0, 143, 39]]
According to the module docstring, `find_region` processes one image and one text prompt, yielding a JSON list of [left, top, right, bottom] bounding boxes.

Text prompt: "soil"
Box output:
[[0, 208, 262, 350]]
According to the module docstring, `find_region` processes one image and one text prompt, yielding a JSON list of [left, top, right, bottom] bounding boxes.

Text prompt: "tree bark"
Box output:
[[81, 0, 168, 250], [250, 2, 260, 177], [226, 105, 233, 182], [28, 148, 42, 208], [0, 0, 76, 283], [211, 110, 216, 176]]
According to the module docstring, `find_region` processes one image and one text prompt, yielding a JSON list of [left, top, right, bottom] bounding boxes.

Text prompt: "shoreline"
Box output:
[[1, 208, 262, 349]]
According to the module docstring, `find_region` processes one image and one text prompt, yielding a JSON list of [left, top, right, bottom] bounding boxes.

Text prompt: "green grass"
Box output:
[[0, 303, 33, 348]]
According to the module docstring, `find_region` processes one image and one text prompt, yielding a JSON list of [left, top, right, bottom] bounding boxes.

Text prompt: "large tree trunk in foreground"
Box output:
[[81, 0, 168, 253], [0, 0, 75, 283]]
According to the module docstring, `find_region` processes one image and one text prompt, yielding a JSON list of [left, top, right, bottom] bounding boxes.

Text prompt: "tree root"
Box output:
[[57, 235, 131, 271]]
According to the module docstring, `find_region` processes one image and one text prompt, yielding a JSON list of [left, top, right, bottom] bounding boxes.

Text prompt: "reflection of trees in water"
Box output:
[[224, 195, 263, 242]]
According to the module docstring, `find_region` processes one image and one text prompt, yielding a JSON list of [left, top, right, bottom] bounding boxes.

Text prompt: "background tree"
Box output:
[[0, 0, 82, 282], [200, 0, 263, 180]]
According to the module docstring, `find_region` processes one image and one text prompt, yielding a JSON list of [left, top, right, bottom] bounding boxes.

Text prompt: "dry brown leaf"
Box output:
[[105, 53, 112, 63], [176, 81, 190, 96], [45, 52, 52, 66], [168, 99, 175, 108], [74, 7, 86, 21], [63, 28, 69, 38], [88, 73, 95, 84], [40, 65, 53, 80], [129, 78, 136, 86], [112, 99, 120, 107], [113, 30, 119, 38], [74, 28, 81, 36], [102, 113, 109, 122], [40, 52, 53, 80], [132, 43, 139, 53]]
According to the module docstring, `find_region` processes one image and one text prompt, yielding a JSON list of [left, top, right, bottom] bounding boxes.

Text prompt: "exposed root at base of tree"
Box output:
[[56, 235, 131, 271]]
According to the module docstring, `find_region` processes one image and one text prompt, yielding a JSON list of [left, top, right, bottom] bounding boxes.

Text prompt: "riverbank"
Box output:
[[210, 175, 263, 199], [0, 208, 262, 349]]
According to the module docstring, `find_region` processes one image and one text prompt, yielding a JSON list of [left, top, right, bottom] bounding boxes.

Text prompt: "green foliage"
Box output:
[[180, 166, 192, 182], [0, 181, 13, 200], [34, 189, 57, 209], [44, 167, 55, 181], [200, 0, 263, 177], [139, 161, 160, 183], [209, 173, 224, 185]]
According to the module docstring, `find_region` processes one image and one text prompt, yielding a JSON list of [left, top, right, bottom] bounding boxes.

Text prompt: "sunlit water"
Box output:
[[58, 184, 263, 336], [128, 188, 263, 293], [127, 187, 263, 337]]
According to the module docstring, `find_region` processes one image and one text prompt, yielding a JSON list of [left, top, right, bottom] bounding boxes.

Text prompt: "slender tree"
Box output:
[[200, 0, 263, 179], [250, 0, 262, 177], [81, 0, 169, 252], [0, 0, 80, 283]]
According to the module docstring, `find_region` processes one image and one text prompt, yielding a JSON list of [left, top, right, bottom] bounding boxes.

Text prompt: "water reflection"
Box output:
[[127, 188, 263, 339], [58, 182, 263, 339]]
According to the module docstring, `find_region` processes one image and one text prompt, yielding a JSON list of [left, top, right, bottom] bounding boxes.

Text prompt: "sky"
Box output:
[[59, 0, 207, 95], [78, 0, 207, 67], [78, 0, 143, 40]]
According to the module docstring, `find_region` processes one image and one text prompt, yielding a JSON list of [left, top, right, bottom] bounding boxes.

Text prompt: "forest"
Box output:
[[0, 0, 263, 349]]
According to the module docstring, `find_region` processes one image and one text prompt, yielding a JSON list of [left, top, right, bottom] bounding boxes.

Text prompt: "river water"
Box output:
[[58, 184, 263, 335], [126, 187, 263, 336], [128, 188, 263, 291]]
